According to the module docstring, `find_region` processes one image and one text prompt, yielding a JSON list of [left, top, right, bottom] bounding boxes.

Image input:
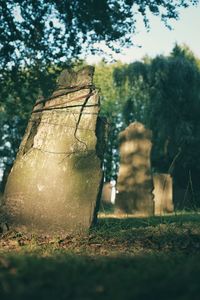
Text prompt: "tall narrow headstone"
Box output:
[[3, 66, 105, 233], [115, 122, 154, 216], [153, 173, 174, 215]]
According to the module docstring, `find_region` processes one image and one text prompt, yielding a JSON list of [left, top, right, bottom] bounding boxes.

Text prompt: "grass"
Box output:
[[1, 213, 200, 299]]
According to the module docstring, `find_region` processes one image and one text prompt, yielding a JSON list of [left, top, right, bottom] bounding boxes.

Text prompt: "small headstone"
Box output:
[[101, 181, 116, 205], [115, 122, 154, 216], [153, 173, 174, 215], [3, 66, 105, 234]]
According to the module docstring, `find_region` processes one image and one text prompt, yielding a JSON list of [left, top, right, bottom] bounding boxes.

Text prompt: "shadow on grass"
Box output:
[[88, 214, 200, 254], [1, 214, 200, 299], [1, 252, 200, 300], [95, 213, 200, 231]]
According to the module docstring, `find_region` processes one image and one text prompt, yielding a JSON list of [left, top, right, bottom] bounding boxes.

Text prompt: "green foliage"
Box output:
[[1, 0, 198, 68], [113, 45, 200, 206], [94, 62, 125, 181], [114, 61, 150, 125], [148, 46, 200, 192]]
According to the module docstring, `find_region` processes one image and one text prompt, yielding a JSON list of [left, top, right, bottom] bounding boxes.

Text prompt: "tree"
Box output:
[[94, 61, 124, 182], [0, 0, 199, 68], [114, 45, 200, 207], [114, 60, 150, 126], [148, 46, 200, 197]]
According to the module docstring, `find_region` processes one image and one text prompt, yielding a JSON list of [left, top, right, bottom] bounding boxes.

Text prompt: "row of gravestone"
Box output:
[[102, 172, 173, 216], [101, 122, 174, 216], [0, 67, 172, 235]]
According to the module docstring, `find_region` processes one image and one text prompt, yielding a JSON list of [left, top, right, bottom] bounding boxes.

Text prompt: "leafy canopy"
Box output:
[[0, 0, 199, 67]]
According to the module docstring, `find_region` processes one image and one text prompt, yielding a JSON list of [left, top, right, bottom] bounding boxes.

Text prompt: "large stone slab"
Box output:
[[3, 66, 105, 234], [115, 122, 154, 216], [153, 173, 174, 215]]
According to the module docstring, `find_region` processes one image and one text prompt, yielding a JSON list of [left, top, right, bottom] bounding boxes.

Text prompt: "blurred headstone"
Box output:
[[153, 173, 174, 215], [115, 122, 154, 216], [3, 66, 105, 234], [101, 180, 116, 205], [101, 182, 112, 204]]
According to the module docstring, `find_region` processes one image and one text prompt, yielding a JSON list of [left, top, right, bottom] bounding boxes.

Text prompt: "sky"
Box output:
[[86, 3, 200, 64]]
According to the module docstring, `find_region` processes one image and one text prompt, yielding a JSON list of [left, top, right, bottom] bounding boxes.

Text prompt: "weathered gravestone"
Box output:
[[3, 66, 105, 234], [153, 173, 174, 215], [115, 122, 154, 216]]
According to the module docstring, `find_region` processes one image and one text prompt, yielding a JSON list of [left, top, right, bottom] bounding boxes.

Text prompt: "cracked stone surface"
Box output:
[[3, 66, 105, 234], [115, 122, 154, 216]]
